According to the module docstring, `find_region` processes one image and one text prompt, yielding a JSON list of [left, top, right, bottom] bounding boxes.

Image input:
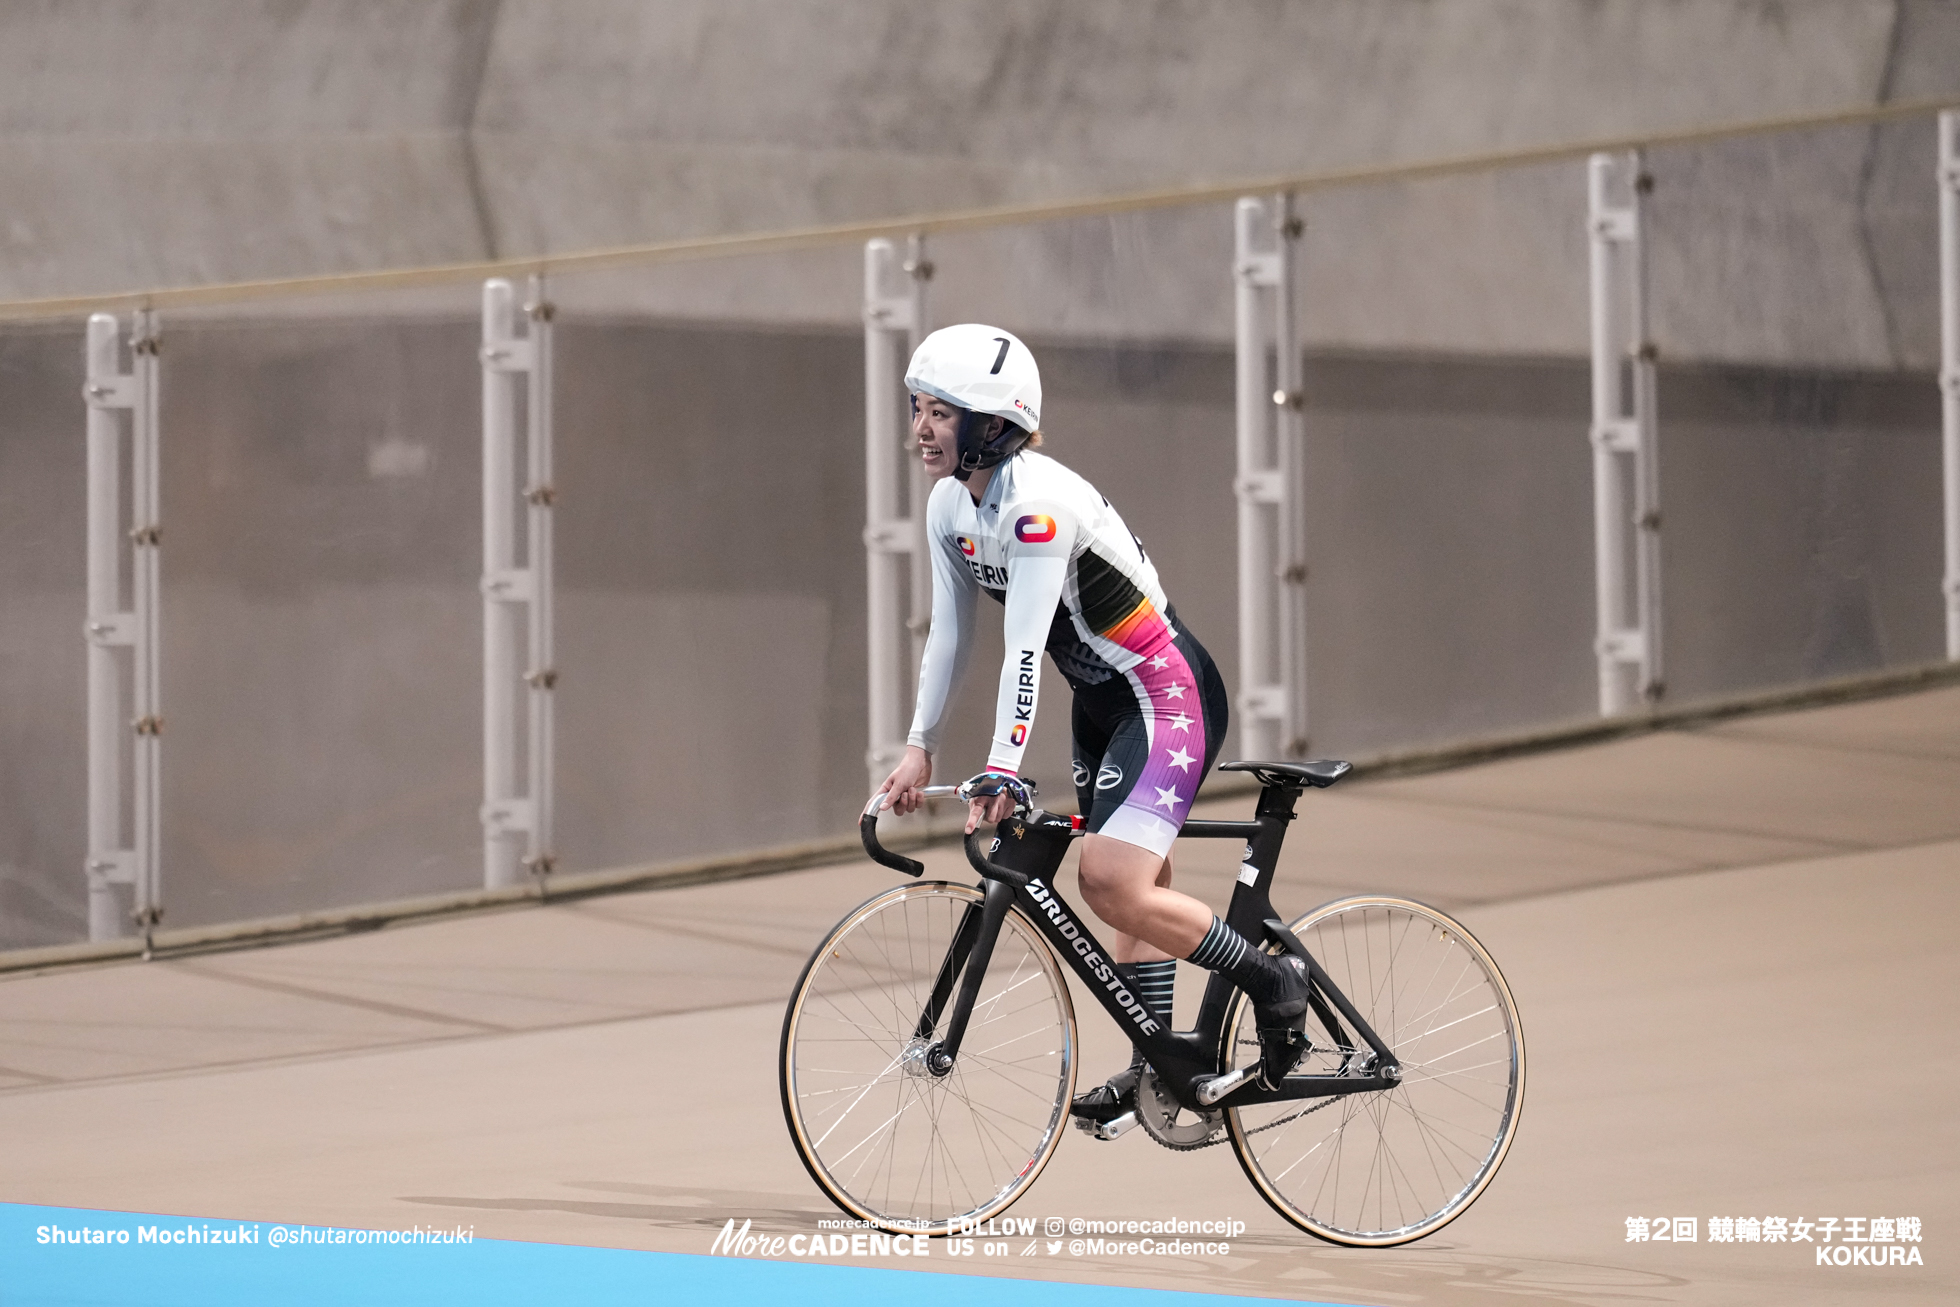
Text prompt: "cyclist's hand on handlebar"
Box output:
[[876, 745, 934, 816], [966, 789, 1015, 835]]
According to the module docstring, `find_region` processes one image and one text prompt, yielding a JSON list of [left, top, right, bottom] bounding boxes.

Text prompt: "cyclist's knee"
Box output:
[[1076, 864, 1121, 919], [1077, 835, 1163, 923]]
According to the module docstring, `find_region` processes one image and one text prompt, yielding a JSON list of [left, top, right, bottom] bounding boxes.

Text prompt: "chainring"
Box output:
[[1135, 1065, 1227, 1151]]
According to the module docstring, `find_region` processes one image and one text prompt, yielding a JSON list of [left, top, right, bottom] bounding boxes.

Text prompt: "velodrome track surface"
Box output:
[[3, 687, 1957, 1306]]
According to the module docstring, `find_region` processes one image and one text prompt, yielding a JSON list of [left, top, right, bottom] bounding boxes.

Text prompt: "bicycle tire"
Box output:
[[779, 881, 1076, 1236], [1222, 895, 1525, 1246]]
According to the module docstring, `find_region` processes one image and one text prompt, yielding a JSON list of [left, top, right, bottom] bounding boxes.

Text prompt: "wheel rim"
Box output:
[[1225, 897, 1524, 1245], [783, 884, 1075, 1234]]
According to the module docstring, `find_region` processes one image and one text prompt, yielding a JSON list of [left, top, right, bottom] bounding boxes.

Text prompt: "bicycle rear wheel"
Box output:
[[779, 881, 1075, 1236], [1223, 896, 1525, 1246]]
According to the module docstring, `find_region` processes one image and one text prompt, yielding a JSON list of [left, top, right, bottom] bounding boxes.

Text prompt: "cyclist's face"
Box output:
[[911, 392, 961, 480]]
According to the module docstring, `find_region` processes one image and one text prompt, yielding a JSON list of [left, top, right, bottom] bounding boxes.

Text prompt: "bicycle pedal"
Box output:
[[1258, 1028, 1313, 1088], [1074, 1110, 1138, 1141]]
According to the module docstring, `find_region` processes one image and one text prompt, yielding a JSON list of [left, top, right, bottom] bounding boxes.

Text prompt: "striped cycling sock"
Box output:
[[1111, 963, 1146, 1076], [1132, 958, 1176, 1028], [1186, 914, 1249, 970], [1118, 958, 1178, 1074], [1186, 915, 1284, 1005]]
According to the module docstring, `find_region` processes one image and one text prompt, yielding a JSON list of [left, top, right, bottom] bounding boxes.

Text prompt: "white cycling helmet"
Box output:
[[906, 324, 1042, 480]]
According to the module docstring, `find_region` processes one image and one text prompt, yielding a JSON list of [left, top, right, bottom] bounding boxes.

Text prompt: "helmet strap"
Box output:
[[953, 410, 1027, 482]]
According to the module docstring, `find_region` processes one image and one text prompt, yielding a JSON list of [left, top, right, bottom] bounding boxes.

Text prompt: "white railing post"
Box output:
[[131, 309, 162, 944], [1233, 195, 1308, 760], [1939, 112, 1960, 659], [863, 236, 929, 796], [523, 276, 557, 875], [903, 235, 934, 690], [83, 315, 131, 941], [1587, 152, 1664, 714], [82, 310, 162, 945], [480, 277, 554, 889]]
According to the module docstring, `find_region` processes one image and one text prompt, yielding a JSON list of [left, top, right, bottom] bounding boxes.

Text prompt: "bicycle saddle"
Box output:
[[1219, 759, 1352, 789]]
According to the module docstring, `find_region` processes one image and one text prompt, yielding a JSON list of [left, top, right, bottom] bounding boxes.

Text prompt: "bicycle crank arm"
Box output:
[[1074, 1110, 1139, 1142], [1194, 1064, 1260, 1107]]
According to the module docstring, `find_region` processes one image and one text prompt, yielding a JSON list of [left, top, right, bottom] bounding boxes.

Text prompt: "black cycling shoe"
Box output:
[[1253, 955, 1313, 1087], [1069, 1064, 1140, 1124]]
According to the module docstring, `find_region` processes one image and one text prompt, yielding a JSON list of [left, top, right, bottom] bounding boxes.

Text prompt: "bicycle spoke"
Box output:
[[1381, 1088, 1495, 1164], [1227, 897, 1522, 1246], [1397, 1053, 1511, 1081], [1393, 1002, 1502, 1054], [783, 885, 1071, 1232]]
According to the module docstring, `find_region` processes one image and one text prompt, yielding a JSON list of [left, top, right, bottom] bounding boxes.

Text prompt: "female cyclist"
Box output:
[[875, 323, 1310, 1125]]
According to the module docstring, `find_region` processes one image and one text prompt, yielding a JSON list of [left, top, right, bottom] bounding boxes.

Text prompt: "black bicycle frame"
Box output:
[[897, 781, 1401, 1114]]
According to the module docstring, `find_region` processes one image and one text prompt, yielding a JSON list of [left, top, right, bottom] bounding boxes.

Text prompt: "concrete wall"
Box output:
[[0, 1, 497, 291], [470, 0, 1897, 241], [5, 3, 1960, 364]]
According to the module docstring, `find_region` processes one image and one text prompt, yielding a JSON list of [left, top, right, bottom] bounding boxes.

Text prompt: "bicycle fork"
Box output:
[[914, 878, 1017, 1076]]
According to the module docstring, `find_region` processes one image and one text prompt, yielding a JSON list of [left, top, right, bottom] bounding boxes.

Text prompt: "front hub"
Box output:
[[899, 1038, 951, 1079]]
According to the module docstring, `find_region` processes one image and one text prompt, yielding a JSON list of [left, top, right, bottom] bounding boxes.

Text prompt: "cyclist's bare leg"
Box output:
[[1071, 838, 1193, 1124], [1073, 832, 1312, 1121], [1098, 851, 1179, 965], [1077, 835, 1210, 959]]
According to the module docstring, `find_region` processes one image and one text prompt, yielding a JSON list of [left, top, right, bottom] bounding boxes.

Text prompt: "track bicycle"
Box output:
[[777, 760, 1525, 1246]]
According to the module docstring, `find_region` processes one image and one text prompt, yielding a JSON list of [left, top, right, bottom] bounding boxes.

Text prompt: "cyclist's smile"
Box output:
[[910, 392, 962, 479]]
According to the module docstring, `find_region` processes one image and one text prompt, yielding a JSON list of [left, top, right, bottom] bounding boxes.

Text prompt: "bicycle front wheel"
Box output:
[[779, 881, 1076, 1236], [1223, 896, 1525, 1246]]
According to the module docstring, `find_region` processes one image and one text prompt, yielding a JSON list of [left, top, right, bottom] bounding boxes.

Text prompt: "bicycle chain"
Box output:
[[1166, 1082, 1346, 1149], [1147, 1119, 1227, 1151], [1155, 1042, 1356, 1150], [1242, 1091, 1342, 1138]]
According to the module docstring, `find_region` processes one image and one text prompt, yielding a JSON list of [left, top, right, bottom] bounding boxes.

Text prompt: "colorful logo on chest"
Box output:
[[1014, 514, 1056, 543], [955, 535, 977, 557]]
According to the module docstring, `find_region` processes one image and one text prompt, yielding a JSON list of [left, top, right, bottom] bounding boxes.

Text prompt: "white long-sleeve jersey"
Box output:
[[906, 450, 1178, 776]]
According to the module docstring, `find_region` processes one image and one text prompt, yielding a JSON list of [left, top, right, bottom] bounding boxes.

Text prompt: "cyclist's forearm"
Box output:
[[908, 605, 971, 753], [986, 553, 1067, 774], [908, 531, 976, 752]]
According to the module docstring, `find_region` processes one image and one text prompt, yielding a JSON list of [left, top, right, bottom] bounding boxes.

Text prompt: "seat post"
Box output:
[[1254, 781, 1304, 822]]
